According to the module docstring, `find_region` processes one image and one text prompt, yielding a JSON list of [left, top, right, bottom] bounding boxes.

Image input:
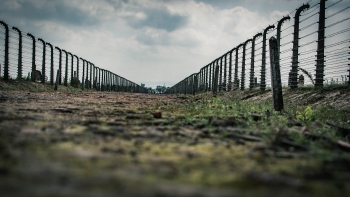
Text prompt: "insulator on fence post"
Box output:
[[55, 47, 62, 85], [0, 21, 9, 80], [241, 39, 252, 90], [27, 33, 36, 82], [46, 43, 54, 86], [234, 44, 243, 90], [38, 38, 46, 84], [261, 25, 275, 91], [250, 33, 262, 90], [315, 0, 326, 89], [290, 4, 309, 89], [269, 36, 284, 111], [12, 27, 23, 80]]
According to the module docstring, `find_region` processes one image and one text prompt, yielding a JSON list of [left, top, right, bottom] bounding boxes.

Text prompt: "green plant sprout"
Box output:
[[296, 106, 315, 125]]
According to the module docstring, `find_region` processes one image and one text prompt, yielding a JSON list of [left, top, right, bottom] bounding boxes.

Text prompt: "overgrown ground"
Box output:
[[1, 79, 350, 197]]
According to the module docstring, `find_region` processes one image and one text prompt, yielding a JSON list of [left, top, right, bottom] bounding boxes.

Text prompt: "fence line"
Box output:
[[0, 20, 147, 93], [168, 0, 350, 94]]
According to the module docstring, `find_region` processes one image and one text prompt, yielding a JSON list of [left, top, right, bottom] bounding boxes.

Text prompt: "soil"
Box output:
[[1, 80, 350, 197]]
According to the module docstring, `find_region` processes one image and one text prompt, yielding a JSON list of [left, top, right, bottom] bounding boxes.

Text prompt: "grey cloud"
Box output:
[[135, 32, 170, 46], [126, 8, 187, 32], [0, 0, 100, 27]]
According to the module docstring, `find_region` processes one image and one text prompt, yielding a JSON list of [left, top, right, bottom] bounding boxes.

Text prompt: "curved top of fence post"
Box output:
[[46, 42, 53, 49], [277, 16, 290, 32], [244, 39, 253, 47], [0, 21, 9, 30], [12, 26, 21, 34], [263, 25, 275, 35], [55, 46, 61, 53], [27, 33, 35, 39], [295, 4, 310, 16], [253, 33, 262, 41], [62, 49, 68, 56]]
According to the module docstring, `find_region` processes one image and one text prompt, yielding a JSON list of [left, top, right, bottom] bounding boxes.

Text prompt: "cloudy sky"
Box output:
[[0, 0, 348, 88]]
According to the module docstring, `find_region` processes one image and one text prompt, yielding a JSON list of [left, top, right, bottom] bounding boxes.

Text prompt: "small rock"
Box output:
[[152, 111, 162, 119], [20, 128, 41, 134]]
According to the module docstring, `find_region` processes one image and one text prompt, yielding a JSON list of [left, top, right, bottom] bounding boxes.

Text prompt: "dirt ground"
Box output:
[[1, 82, 350, 197]]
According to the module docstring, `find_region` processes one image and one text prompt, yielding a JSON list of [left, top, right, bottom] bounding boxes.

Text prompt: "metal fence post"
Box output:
[[38, 38, 46, 84], [315, 0, 326, 89], [0, 21, 9, 80], [55, 47, 62, 84], [62, 50, 68, 86], [250, 33, 262, 90], [241, 39, 252, 90], [261, 25, 275, 91], [46, 43, 54, 85], [12, 27, 22, 80], [27, 33, 36, 82], [290, 4, 310, 89], [269, 36, 284, 111]]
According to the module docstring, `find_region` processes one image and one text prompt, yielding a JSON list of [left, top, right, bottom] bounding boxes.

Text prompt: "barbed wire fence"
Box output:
[[168, 0, 350, 95], [0, 20, 148, 93]]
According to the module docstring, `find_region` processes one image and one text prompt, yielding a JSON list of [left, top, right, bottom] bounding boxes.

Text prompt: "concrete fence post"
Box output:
[[74, 55, 79, 81], [55, 47, 62, 84], [269, 36, 284, 111], [80, 58, 85, 90], [250, 33, 262, 90], [228, 48, 235, 91], [0, 21, 9, 80], [217, 58, 221, 91], [68, 52, 73, 84], [290, 4, 310, 89], [12, 27, 23, 80], [234, 44, 243, 90], [261, 25, 275, 91], [315, 0, 326, 89], [46, 43, 54, 86], [241, 39, 252, 90], [27, 33, 36, 82], [62, 50, 68, 86], [213, 65, 219, 97], [55, 69, 60, 91], [38, 38, 46, 84]]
